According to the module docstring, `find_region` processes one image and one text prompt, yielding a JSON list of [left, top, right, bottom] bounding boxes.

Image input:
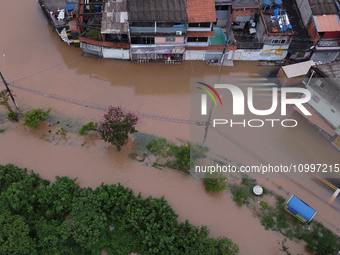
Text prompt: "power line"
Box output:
[[209, 125, 340, 213], [7, 81, 195, 125]]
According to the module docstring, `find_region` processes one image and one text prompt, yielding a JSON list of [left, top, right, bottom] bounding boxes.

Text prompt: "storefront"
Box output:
[[130, 46, 185, 62]]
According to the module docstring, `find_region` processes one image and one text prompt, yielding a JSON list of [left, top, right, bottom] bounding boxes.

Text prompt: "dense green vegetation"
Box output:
[[0, 164, 239, 255], [23, 108, 51, 129]]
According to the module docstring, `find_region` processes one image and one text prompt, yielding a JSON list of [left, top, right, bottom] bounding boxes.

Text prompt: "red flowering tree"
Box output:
[[98, 106, 140, 151]]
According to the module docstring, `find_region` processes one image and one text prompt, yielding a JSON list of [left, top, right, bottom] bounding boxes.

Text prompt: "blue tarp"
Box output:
[[287, 195, 316, 221]]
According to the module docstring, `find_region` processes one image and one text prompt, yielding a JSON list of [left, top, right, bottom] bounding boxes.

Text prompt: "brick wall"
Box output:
[[306, 17, 320, 45], [231, 7, 258, 21]]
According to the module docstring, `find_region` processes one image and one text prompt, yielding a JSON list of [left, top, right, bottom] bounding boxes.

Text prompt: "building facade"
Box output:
[[128, 0, 187, 63]]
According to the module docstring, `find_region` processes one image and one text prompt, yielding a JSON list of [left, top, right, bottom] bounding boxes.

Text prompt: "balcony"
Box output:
[[129, 27, 186, 36], [317, 39, 340, 47]]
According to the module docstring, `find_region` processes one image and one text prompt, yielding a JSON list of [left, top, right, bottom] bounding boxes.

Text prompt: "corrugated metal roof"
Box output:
[[282, 60, 315, 78], [127, 0, 187, 22], [187, 0, 216, 23], [308, 0, 338, 15], [313, 14, 340, 32], [101, 0, 129, 34], [316, 62, 340, 85]]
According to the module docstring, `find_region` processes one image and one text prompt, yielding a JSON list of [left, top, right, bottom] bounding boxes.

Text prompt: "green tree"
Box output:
[[23, 108, 51, 129], [0, 210, 37, 255]]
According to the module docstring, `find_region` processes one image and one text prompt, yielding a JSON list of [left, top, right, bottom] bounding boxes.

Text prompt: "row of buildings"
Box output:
[[40, 0, 340, 64], [278, 60, 340, 151]]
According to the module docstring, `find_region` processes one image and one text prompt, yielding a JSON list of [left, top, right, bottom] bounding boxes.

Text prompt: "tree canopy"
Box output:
[[0, 164, 239, 255]]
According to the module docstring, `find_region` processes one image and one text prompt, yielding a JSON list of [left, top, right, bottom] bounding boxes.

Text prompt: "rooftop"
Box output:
[[308, 0, 339, 15], [101, 0, 128, 34], [315, 62, 340, 82], [232, 0, 261, 8], [261, 9, 294, 35], [187, 0, 216, 23], [209, 27, 227, 45], [282, 60, 315, 78], [127, 0, 187, 22], [313, 14, 340, 32]]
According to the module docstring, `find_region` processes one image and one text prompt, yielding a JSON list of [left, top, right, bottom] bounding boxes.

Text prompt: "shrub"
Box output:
[[261, 215, 275, 230], [7, 111, 19, 122], [97, 106, 139, 151], [79, 121, 98, 136], [204, 173, 227, 193], [23, 108, 51, 129], [0, 129, 4, 133], [259, 201, 268, 210]]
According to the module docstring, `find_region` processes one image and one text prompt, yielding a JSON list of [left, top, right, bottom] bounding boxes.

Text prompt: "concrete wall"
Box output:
[[102, 48, 130, 59], [185, 50, 206, 60], [233, 48, 288, 60], [295, 0, 312, 27], [311, 51, 339, 62]]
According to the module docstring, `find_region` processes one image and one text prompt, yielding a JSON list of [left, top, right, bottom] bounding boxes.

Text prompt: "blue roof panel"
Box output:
[[287, 195, 316, 221]]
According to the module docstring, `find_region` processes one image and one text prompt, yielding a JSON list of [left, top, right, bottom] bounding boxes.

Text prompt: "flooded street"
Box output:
[[1, 1, 340, 254]]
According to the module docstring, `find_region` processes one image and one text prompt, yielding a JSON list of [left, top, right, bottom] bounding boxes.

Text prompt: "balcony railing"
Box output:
[[317, 39, 340, 47], [129, 27, 186, 35]]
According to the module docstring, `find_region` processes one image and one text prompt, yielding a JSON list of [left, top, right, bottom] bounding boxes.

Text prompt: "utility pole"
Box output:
[[2, 53, 4, 76], [201, 44, 227, 147], [0, 72, 19, 109], [201, 94, 222, 147]]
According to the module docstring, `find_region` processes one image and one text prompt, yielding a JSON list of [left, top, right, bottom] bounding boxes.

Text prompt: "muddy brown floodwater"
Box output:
[[1, 1, 340, 255]]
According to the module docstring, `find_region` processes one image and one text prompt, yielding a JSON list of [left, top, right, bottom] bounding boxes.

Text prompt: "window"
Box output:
[[315, 79, 326, 89], [250, 10, 255, 13], [215, 4, 229, 10], [271, 39, 286, 44], [131, 37, 155, 44], [166, 37, 176, 42], [188, 23, 211, 28], [187, 37, 208, 42], [312, 94, 320, 103]]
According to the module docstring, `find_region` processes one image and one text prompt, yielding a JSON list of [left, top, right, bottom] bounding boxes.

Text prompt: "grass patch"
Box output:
[[79, 121, 97, 136], [259, 201, 268, 210], [203, 173, 227, 193], [0, 129, 5, 133], [130, 135, 208, 174]]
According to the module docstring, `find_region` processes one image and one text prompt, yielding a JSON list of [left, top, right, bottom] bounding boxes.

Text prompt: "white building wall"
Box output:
[[308, 87, 340, 129], [102, 48, 130, 59], [233, 48, 288, 61], [185, 50, 206, 60]]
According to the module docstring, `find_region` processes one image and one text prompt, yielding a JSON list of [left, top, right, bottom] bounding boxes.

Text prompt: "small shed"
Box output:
[[284, 195, 317, 223], [277, 60, 315, 86]]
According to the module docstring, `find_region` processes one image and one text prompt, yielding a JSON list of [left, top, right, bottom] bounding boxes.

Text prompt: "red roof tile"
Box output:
[[187, 0, 216, 23], [187, 31, 215, 37], [314, 14, 340, 32]]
